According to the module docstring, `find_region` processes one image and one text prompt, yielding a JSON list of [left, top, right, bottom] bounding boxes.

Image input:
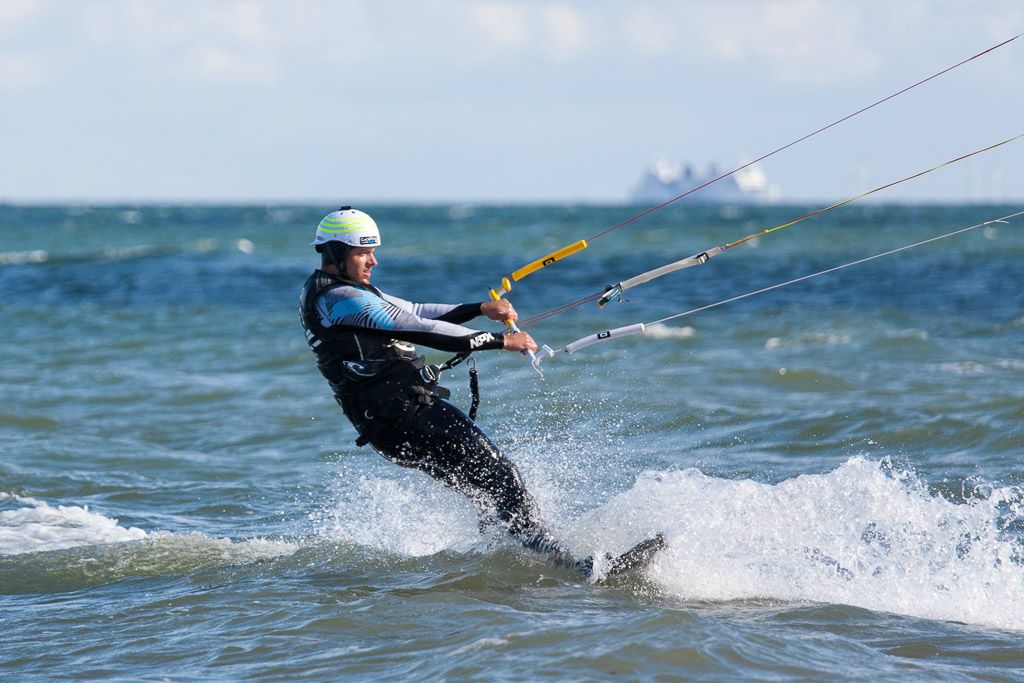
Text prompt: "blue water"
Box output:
[[2, 203, 1024, 680]]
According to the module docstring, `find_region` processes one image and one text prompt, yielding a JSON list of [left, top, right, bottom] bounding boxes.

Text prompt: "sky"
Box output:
[[1, 0, 1021, 204]]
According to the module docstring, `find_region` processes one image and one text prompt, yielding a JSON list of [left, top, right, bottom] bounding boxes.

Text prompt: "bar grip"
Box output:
[[511, 240, 588, 282], [564, 323, 646, 354]]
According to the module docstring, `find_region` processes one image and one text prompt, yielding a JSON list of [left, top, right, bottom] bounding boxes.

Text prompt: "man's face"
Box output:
[[344, 247, 377, 284]]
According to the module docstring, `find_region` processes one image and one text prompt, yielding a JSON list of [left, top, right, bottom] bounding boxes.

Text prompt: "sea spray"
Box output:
[[571, 457, 1024, 630], [313, 467, 482, 556], [0, 493, 298, 593], [0, 492, 148, 555]]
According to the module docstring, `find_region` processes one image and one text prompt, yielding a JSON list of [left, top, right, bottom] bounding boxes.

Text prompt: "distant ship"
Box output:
[[631, 159, 774, 204]]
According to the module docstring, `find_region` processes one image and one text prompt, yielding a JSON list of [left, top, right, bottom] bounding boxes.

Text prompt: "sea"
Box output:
[[2, 202, 1023, 681]]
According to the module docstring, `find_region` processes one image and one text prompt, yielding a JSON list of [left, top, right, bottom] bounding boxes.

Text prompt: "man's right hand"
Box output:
[[503, 331, 537, 353]]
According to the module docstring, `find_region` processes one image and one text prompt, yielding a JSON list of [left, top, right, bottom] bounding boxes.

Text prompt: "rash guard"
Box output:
[[299, 269, 504, 392], [313, 280, 503, 353]]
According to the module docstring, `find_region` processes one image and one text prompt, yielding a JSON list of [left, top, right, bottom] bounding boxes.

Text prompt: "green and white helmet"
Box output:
[[312, 207, 381, 248]]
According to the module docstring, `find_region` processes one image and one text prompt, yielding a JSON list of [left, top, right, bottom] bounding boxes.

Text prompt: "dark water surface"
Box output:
[[2, 203, 1024, 680]]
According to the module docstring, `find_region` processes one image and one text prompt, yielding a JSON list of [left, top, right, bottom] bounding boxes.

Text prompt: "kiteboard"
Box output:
[[577, 532, 667, 582]]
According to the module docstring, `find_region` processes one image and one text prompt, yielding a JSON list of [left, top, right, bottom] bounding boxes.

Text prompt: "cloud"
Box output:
[[72, 0, 379, 86], [540, 6, 588, 61], [464, 2, 589, 62], [0, 0, 44, 38], [699, 2, 884, 84], [0, 0, 49, 86], [622, 1, 884, 85], [81, 0, 277, 51], [0, 53, 49, 89], [180, 41, 280, 84], [4, 0, 1022, 202], [77, 1, 287, 84], [624, 7, 679, 57], [468, 3, 530, 54]]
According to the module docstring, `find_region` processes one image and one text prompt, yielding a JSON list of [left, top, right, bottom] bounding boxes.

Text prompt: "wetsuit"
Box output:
[[300, 269, 574, 562]]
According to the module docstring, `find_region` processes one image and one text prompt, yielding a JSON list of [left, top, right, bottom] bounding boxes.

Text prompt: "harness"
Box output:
[[299, 271, 482, 445]]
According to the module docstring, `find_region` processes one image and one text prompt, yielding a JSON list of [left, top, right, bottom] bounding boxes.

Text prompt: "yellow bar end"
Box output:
[[511, 239, 588, 281]]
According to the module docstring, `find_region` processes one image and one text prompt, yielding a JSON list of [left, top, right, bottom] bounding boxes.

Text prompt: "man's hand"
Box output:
[[481, 299, 517, 323], [503, 332, 537, 353], [484, 301, 536, 354]]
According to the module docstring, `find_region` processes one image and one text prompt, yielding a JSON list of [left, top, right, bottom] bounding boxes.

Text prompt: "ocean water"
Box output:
[[2, 202, 1023, 680]]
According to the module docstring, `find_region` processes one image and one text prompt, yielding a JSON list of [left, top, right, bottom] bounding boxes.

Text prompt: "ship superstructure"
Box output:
[[632, 159, 774, 204]]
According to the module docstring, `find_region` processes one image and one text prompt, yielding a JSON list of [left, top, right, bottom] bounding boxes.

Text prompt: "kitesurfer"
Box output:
[[299, 207, 583, 571]]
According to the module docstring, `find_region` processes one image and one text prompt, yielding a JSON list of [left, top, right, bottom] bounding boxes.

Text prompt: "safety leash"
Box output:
[[427, 351, 483, 420]]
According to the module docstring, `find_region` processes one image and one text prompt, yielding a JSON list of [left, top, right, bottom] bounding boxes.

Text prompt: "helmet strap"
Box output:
[[329, 241, 348, 278]]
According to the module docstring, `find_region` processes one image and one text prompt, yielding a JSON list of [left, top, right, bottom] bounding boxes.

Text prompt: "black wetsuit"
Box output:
[[300, 269, 574, 562]]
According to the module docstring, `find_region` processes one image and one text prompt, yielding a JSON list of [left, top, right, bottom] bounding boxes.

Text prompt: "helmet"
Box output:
[[312, 207, 381, 248]]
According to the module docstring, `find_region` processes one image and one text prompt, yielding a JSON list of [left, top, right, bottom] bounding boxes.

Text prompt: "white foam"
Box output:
[[645, 324, 695, 341], [0, 493, 148, 555], [0, 249, 48, 265], [118, 209, 141, 224], [101, 532, 299, 570], [765, 330, 850, 350], [100, 244, 159, 260], [450, 637, 510, 656], [0, 493, 298, 569], [939, 359, 1023, 374], [570, 458, 1024, 631], [313, 473, 481, 556], [938, 361, 989, 376]]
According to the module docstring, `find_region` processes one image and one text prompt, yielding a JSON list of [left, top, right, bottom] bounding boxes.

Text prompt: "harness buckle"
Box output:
[[419, 364, 440, 384]]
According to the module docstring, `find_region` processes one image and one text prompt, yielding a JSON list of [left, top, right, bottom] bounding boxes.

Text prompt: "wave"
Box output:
[[0, 245, 169, 268], [314, 457, 1024, 630], [0, 239, 260, 269], [9, 456, 1024, 631], [0, 493, 148, 555], [0, 250, 48, 265], [0, 493, 297, 594], [569, 457, 1024, 631]]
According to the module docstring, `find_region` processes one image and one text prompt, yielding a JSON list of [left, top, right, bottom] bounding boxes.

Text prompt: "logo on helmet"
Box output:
[[359, 236, 379, 245]]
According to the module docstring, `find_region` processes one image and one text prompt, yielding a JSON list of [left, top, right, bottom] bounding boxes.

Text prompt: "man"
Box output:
[[299, 207, 583, 571]]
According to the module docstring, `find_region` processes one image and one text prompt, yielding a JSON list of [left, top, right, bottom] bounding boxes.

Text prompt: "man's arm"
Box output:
[[317, 285, 503, 353], [382, 293, 483, 325], [384, 294, 518, 326]]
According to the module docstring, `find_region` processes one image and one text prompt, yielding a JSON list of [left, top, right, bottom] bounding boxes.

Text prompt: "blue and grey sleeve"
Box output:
[[316, 286, 504, 353], [383, 293, 483, 325]]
